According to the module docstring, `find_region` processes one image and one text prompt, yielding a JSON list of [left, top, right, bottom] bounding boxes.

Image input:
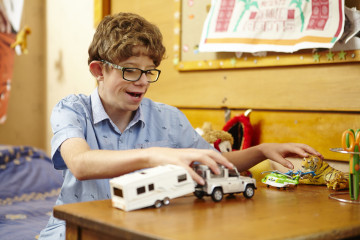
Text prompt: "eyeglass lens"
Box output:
[[123, 68, 159, 82]]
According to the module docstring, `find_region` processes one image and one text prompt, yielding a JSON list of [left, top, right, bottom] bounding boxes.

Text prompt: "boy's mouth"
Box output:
[[127, 91, 142, 98]]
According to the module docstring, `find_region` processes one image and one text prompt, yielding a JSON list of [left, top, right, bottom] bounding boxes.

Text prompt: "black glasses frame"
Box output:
[[101, 60, 161, 83]]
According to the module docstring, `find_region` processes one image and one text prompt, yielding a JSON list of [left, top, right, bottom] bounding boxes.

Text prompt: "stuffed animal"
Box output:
[[299, 155, 349, 191], [198, 122, 252, 177], [199, 122, 234, 153], [222, 109, 253, 151], [222, 110, 272, 181]]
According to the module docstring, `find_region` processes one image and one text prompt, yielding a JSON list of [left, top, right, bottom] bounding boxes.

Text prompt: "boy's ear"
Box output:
[[89, 61, 104, 81]]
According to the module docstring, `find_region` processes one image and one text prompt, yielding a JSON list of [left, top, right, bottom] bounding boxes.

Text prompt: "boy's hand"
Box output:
[[259, 143, 323, 169], [145, 147, 234, 185]]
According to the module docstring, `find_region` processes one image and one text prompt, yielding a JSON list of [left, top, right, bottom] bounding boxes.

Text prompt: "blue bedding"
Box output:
[[0, 145, 63, 240]]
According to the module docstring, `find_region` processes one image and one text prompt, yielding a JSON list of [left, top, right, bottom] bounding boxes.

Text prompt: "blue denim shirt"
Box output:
[[39, 88, 212, 240]]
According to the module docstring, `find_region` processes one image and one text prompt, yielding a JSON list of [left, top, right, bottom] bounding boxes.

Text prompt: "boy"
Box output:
[[39, 12, 322, 239]]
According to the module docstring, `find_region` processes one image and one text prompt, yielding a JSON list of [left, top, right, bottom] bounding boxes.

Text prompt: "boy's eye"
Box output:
[[124, 68, 137, 73]]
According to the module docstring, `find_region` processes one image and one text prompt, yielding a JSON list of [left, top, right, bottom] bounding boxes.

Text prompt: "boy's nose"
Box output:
[[135, 72, 149, 85]]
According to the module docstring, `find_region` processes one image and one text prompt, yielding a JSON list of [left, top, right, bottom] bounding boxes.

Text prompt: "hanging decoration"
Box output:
[[0, 0, 25, 124]]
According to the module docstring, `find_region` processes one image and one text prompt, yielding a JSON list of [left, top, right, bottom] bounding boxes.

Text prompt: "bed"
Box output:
[[0, 145, 63, 240]]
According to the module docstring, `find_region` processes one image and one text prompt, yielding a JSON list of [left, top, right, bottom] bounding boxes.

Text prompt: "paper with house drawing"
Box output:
[[199, 0, 345, 53]]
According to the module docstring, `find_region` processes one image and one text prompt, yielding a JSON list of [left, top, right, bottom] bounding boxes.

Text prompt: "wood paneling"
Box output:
[[180, 108, 360, 161]]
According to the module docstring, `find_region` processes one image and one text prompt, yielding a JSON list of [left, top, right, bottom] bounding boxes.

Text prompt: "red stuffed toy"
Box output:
[[222, 109, 253, 151], [222, 109, 253, 177]]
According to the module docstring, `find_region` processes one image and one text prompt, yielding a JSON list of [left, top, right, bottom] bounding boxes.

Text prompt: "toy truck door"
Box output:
[[224, 177, 242, 193], [223, 169, 242, 194]]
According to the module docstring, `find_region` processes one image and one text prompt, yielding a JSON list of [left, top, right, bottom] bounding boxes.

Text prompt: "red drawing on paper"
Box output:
[[288, 9, 295, 19], [215, 0, 235, 32], [307, 0, 329, 30], [242, 7, 295, 33]]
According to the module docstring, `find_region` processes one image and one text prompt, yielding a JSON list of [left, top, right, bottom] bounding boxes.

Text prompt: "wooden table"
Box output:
[[54, 185, 360, 240]]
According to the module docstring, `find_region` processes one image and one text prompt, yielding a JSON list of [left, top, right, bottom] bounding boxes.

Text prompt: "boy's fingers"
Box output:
[[201, 150, 234, 172], [295, 143, 323, 158], [195, 157, 220, 175], [185, 166, 205, 185], [273, 154, 294, 169]]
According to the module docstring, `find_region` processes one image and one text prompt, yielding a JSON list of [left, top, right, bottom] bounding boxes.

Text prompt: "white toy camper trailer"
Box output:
[[110, 165, 195, 211]]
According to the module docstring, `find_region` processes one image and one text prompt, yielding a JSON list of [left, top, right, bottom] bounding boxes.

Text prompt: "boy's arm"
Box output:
[[222, 143, 323, 171], [60, 137, 148, 180], [60, 137, 234, 185]]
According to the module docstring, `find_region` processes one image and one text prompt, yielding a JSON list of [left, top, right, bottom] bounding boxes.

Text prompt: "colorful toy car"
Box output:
[[193, 164, 257, 202], [261, 170, 315, 189]]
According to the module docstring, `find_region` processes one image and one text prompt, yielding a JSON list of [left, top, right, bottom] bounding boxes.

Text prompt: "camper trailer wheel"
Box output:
[[154, 200, 162, 208], [211, 187, 223, 202], [163, 197, 170, 205]]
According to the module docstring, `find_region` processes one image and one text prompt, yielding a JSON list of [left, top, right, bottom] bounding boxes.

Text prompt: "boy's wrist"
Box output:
[[256, 143, 267, 158]]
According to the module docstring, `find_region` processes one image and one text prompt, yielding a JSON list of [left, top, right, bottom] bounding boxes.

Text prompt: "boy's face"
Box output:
[[98, 50, 155, 117]]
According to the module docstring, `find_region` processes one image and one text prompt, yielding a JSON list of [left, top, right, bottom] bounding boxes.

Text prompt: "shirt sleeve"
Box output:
[[50, 95, 88, 170]]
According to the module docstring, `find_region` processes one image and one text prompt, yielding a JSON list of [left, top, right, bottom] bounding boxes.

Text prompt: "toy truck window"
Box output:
[[148, 183, 154, 191], [113, 187, 123, 198], [137, 186, 146, 195], [210, 170, 224, 178], [178, 174, 187, 182], [196, 169, 205, 178], [229, 169, 238, 177]]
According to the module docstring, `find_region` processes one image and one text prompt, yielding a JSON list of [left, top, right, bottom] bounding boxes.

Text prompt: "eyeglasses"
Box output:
[[101, 60, 161, 83]]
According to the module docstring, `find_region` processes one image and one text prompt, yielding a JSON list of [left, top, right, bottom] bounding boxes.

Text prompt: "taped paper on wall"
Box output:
[[199, 0, 345, 53]]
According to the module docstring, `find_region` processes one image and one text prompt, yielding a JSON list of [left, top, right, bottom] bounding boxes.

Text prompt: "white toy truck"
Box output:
[[193, 164, 256, 202], [110, 165, 195, 211]]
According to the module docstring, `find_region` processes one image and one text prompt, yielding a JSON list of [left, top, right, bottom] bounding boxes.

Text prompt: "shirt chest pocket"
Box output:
[[135, 140, 174, 149]]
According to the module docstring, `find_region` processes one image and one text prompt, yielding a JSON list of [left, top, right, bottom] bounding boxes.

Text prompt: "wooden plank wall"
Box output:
[[110, 0, 360, 161]]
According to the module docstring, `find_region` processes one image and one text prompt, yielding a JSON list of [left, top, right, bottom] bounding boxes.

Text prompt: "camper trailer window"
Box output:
[[178, 174, 187, 183], [113, 187, 123, 198], [137, 186, 146, 195], [148, 184, 154, 191]]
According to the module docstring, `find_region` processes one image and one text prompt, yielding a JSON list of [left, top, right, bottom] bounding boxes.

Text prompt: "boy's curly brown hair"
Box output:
[[88, 12, 166, 67]]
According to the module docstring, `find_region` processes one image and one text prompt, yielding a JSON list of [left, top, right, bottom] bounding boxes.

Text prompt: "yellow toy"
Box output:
[[299, 155, 349, 191], [11, 25, 31, 54]]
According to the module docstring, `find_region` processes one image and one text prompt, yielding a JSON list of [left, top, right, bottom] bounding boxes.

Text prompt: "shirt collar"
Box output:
[[132, 102, 145, 128], [91, 88, 109, 124], [91, 88, 145, 128]]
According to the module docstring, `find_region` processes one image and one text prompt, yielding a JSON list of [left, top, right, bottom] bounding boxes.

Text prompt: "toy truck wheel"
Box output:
[[211, 188, 223, 202], [163, 197, 170, 205], [194, 191, 205, 199], [154, 200, 162, 208], [243, 185, 255, 199]]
